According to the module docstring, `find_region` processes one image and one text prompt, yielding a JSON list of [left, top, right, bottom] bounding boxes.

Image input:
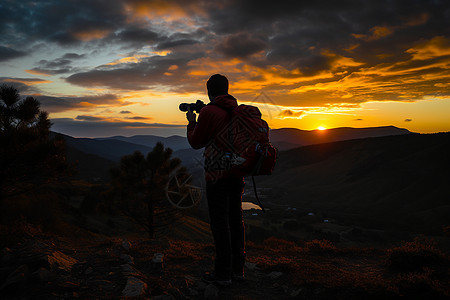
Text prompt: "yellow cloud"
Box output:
[[406, 36, 450, 60], [25, 69, 51, 76], [106, 54, 151, 66], [124, 0, 206, 23], [352, 26, 392, 41], [4, 78, 52, 85]]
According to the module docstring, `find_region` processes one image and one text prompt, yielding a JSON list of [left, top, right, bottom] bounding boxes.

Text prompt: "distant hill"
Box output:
[[96, 135, 190, 151], [270, 126, 412, 150], [258, 132, 450, 235], [53, 126, 416, 184], [56, 133, 152, 162]]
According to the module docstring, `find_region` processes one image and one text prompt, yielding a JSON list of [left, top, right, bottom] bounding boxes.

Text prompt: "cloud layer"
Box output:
[[1, 0, 449, 110]]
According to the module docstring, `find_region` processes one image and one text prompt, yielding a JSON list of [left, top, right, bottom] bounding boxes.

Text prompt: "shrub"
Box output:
[[263, 236, 298, 251], [304, 239, 337, 253], [0, 191, 62, 231], [387, 236, 449, 273], [443, 225, 450, 237]]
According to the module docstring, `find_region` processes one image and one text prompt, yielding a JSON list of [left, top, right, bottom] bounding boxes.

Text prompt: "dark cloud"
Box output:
[[62, 53, 86, 60], [51, 117, 186, 138], [28, 56, 81, 75], [404, 118, 413, 122], [75, 115, 104, 121], [0, 78, 44, 94], [48, 32, 81, 46], [0, 46, 27, 61], [216, 33, 266, 58], [279, 110, 303, 118], [37, 94, 125, 113], [1, 0, 449, 106], [66, 52, 205, 90], [116, 27, 161, 45], [156, 39, 199, 50], [39, 59, 71, 68], [125, 116, 152, 120], [0, 0, 126, 46], [120, 110, 132, 114]]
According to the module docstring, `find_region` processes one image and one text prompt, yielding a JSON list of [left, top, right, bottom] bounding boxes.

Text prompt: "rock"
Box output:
[[168, 287, 184, 299], [85, 267, 94, 276], [121, 264, 134, 273], [122, 240, 131, 251], [33, 267, 50, 282], [188, 288, 199, 296], [121, 264, 142, 277], [196, 280, 208, 291], [150, 295, 175, 300], [267, 271, 283, 280], [122, 276, 147, 297], [120, 254, 134, 264], [152, 253, 164, 273], [1, 248, 14, 265], [152, 253, 164, 264], [245, 262, 257, 270], [204, 284, 219, 299], [46, 251, 78, 272], [0, 264, 30, 289], [32, 240, 49, 250], [291, 288, 303, 297], [92, 279, 116, 292], [184, 275, 197, 286]]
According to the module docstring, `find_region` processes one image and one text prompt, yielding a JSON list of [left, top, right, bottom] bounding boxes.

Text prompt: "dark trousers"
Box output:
[[206, 177, 245, 279]]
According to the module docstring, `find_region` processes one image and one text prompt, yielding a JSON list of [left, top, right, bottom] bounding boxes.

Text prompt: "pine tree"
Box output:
[[110, 142, 192, 238], [0, 85, 67, 201]]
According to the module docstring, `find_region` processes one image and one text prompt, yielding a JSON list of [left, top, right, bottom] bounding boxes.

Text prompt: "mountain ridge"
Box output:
[[270, 125, 412, 150], [257, 132, 450, 235]]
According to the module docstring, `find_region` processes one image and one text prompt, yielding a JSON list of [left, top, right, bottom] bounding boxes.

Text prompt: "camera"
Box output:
[[179, 100, 206, 113]]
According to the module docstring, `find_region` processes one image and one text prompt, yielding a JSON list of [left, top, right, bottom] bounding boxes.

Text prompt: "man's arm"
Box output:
[[186, 107, 214, 149]]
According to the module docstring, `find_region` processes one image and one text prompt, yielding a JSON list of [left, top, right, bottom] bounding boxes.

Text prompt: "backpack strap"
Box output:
[[208, 102, 235, 150], [252, 176, 266, 213]]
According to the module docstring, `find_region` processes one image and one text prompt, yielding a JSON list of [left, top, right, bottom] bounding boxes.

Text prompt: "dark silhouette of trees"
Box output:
[[0, 85, 67, 202], [110, 142, 191, 239]]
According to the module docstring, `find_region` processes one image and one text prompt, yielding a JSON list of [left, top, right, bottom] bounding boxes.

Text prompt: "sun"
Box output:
[[317, 126, 327, 130]]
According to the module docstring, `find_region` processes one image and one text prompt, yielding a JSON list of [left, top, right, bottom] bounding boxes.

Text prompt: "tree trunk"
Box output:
[[147, 197, 154, 239]]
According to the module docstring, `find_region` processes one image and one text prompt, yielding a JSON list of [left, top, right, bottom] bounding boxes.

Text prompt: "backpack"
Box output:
[[225, 104, 277, 177], [211, 103, 277, 213]]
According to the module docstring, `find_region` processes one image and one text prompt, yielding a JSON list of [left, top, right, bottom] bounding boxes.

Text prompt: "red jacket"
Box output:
[[187, 94, 239, 181]]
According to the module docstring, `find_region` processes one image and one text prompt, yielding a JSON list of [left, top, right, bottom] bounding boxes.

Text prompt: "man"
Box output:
[[186, 74, 245, 286]]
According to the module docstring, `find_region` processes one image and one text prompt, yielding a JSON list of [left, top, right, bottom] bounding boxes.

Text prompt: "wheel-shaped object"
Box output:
[[165, 167, 202, 209]]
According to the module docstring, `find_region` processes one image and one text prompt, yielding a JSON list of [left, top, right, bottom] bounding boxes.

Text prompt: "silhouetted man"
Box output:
[[186, 74, 245, 286]]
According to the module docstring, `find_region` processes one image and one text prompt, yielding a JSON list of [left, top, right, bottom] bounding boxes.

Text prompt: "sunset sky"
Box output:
[[1, 0, 449, 137]]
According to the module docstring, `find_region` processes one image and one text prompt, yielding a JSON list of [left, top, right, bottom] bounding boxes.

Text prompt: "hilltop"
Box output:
[[1, 129, 450, 299], [270, 126, 411, 150], [54, 125, 412, 182], [256, 132, 450, 236], [1, 219, 449, 299]]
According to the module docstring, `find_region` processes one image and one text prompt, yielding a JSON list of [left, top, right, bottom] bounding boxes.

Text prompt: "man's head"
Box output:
[[207, 74, 228, 101]]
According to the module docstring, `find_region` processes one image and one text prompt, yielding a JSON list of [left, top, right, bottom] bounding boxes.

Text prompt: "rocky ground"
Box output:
[[1, 229, 449, 299]]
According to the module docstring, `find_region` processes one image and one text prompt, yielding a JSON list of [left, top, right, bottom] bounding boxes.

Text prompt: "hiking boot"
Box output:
[[202, 271, 232, 286]]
